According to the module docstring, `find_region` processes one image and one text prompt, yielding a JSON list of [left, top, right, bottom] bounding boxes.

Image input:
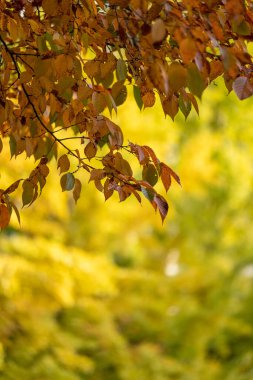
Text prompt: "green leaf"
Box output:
[[22, 180, 34, 207], [133, 86, 143, 110], [60, 172, 75, 191], [187, 63, 206, 99], [179, 94, 191, 119], [142, 164, 158, 186], [141, 186, 155, 202], [116, 59, 127, 81], [9, 135, 17, 158]]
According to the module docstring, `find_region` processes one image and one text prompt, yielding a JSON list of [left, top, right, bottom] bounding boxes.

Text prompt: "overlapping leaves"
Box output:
[[0, 0, 253, 226]]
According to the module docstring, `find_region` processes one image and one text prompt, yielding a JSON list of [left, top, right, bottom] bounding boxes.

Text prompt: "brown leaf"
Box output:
[[104, 178, 114, 201], [142, 91, 156, 108], [233, 76, 253, 100], [84, 142, 97, 160], [57, 154, 70, 174], [180, 38, 197, 64], [89, 169, 106, 182], [3, 179, 22, 195], [168, 63, 187, 92], [73, 178, 82, 203], [151, 19, 166, 43], [0, 204, 11, 229], [160, 163, 172, 192]]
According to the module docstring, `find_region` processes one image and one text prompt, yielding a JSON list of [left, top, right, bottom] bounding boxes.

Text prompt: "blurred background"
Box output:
[[1, 80, 253, 380]]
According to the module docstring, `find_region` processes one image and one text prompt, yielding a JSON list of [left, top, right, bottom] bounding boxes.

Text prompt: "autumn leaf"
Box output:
[[233, 77, 253, 100], [57, 154, 70, 174], [73, 178, 82, 203], [0, 204, 11, 229], [1, 0, 253, 227], [154, 194, 169, 223], [60, 173, 75, 192]]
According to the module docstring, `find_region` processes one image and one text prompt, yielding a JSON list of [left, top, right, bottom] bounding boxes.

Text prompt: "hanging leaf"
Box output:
[[3, 179, 22, 195], [154, 194, 169, 223], [11, 202, 21, 225], [142, 164, 159, 186], [116, 59, 127, 81], [84, 142, 97, 160], [161, 162, 181, 186], [60, 172, 75, 191], [168, 63, 187, 92], [0, 204, 11, 229], [22, 180, 34, 207], [187, 63, 206, 99], [160, 163, 172, 192], [142, 91, 156, 108], [73, 178, 82, 203], [133, 86, 143, 110], [57, 154, 70, 174], [233, 77, 253, 100]]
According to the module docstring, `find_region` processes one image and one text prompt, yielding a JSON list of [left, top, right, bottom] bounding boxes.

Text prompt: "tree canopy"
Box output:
[[1, 0, 253, 227]]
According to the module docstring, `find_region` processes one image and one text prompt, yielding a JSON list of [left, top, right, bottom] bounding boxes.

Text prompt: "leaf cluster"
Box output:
[[0, 0, 253, 226]]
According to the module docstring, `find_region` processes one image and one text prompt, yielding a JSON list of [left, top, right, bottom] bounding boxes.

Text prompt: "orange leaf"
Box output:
[[180, 38, 197, 64]]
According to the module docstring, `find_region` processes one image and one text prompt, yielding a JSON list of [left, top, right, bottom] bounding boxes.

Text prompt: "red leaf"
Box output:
[[142, 145, 160, 167], [0, 204, 11, 229], [160, 163, 172, 192], [161, 163, 181, 187], [154, 194, 169, 223]]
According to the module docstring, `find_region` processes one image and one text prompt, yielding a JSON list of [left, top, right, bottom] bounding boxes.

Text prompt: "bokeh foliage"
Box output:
[[1, 82, 253, 379]]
